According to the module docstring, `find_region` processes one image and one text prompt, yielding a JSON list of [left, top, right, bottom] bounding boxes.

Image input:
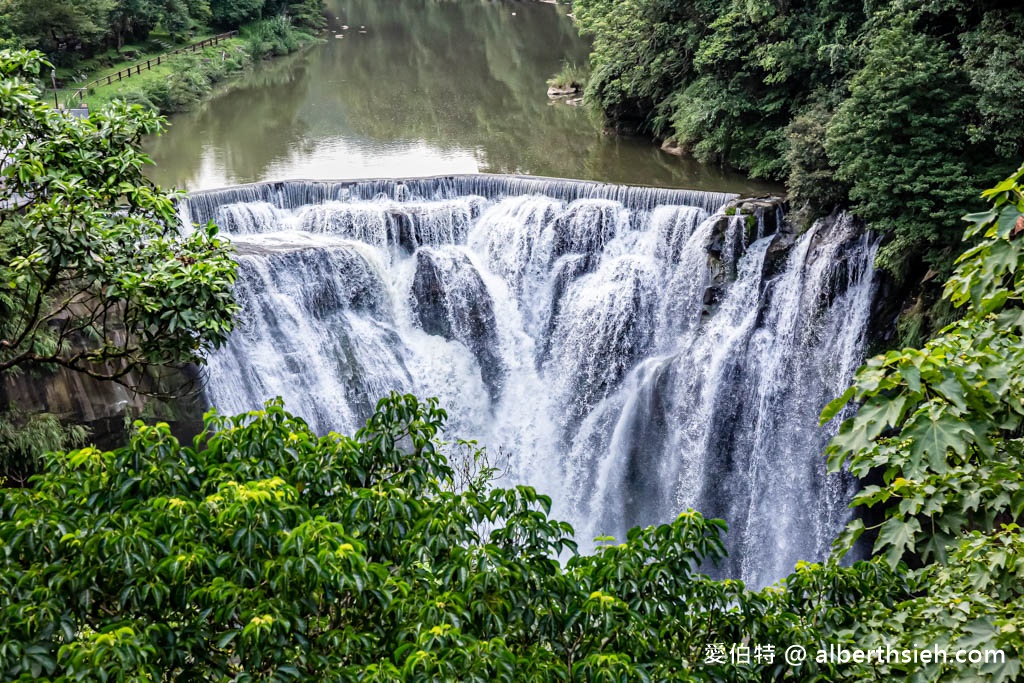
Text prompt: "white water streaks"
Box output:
[[186, 177, 877, 588]]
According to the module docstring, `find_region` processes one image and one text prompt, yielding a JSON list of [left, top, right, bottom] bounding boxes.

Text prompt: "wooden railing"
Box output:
[[71, 31, 239, 103]]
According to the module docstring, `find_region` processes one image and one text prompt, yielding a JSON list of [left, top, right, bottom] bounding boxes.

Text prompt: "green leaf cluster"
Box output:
[[0, 50, 238, 379], [820, 165, 1024, 679], [0, 392, 920, 681], [0, 0, 324, 64]]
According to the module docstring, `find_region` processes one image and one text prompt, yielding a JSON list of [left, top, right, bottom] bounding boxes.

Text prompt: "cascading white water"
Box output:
[[187, 176, 877, 587]]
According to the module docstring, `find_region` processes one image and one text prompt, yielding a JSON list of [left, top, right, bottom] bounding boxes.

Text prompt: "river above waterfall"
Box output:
[[144, 0, 778, 194]]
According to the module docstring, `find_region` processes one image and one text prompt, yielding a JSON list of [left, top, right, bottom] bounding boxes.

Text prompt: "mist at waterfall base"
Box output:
[[181, 176, 878, 588]]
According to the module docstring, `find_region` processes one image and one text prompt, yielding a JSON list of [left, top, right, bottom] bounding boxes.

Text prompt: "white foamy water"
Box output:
[[185, 177, 876, 587]]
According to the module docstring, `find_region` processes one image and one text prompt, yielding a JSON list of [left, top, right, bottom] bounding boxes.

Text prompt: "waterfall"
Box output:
[[185, 176, 877, 588]]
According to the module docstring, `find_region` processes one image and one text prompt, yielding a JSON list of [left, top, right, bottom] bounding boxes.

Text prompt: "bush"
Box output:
[[546, 60, 588, 91], [113, 45, 254, 115], [785, 95, 848, 219], [0, 391, 922, 681], [0, 410, 87, 487], [245, 16, 302, 61], [118, 88, 159, 112]]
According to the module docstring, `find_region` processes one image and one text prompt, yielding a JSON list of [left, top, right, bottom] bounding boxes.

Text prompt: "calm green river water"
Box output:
[[145, 0, 777, 193]]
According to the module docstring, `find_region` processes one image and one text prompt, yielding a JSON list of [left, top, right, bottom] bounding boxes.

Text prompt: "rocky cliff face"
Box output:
[[1, 363, 206, 451]]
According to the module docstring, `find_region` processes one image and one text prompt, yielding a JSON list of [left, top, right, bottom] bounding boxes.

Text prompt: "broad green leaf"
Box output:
[[875, 517, 921, 568], [820, 387, 855, 425]]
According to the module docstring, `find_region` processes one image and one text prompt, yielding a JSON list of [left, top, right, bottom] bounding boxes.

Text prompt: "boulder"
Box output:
[[547, 84, 581, 98], [411, 249, 506, 403], [762, 231, 796, 281], [722, 196, 789, 239], [660, 139, 686, 157]]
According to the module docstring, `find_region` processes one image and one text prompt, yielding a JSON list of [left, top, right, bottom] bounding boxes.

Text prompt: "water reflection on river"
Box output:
[[145, 0, 778, 194]]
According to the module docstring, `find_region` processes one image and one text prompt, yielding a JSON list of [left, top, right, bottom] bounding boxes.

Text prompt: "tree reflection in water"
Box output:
[[145, 0, 779, 194]]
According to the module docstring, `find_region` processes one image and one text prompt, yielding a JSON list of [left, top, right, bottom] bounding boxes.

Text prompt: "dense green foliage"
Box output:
[[0, 50, 238, 476], [0, 394, 901, 681], [245, 15, 308, 61], [819, 164, 1024, 679], [575, 0, 1024, 276], [0, 0, 324, 63]]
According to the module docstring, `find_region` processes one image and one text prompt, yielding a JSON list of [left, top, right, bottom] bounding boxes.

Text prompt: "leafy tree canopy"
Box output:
[[0, 0, 114, 57], [575, 0, 1024, 278], [0, 49, 237, 476], [0, 392, 911, 681], [0, 0, 324, 62], [0, 49, 237, 380]]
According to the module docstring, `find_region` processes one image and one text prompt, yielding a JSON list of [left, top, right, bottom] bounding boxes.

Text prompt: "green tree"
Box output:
[[209, 0, 265, 28], [159, 0, 213, 40], [668, 6, 792, 178], [107, 0, 161, 49], [575, 0, 1024, 285], [822, 165, 1024, 679], [0, 389, 916, 681], [0, 50, 237, 475], [960, 10, 1024, 164], [280, 0, 324, 31], [784, 94, 849, 218], [0, 10, 21, 51], [0, 0, 114, 60], [575, 0, 727, 135], [825, 17, 975, 278]]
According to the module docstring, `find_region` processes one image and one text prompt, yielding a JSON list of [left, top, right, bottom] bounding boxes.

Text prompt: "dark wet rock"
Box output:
[[549, 201, 622, 261], [387, 209, 417, 252], [1, 361, 205, 456], [537, 254, 595, 367], [411, 249, 506, 402], [723, 196, 789, 240], [762, 231, 797, 281]]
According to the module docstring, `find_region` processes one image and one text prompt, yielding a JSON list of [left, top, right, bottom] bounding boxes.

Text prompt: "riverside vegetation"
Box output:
[[0, 0, 326, 113], [1, 48, 1024, 681], [572, 0, 1024, 317]]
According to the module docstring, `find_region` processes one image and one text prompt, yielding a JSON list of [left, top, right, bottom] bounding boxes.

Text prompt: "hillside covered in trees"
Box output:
[[575, 0, 1024, 290], [0, 0, 325, 60], [2, 0, 1024, 678]]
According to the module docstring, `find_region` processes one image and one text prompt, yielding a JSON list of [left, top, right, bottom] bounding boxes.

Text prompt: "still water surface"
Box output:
[[146, 0, 777, 194]]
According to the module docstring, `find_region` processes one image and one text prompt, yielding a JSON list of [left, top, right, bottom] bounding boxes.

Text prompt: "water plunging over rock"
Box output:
[[183, 175, 877, 588]]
